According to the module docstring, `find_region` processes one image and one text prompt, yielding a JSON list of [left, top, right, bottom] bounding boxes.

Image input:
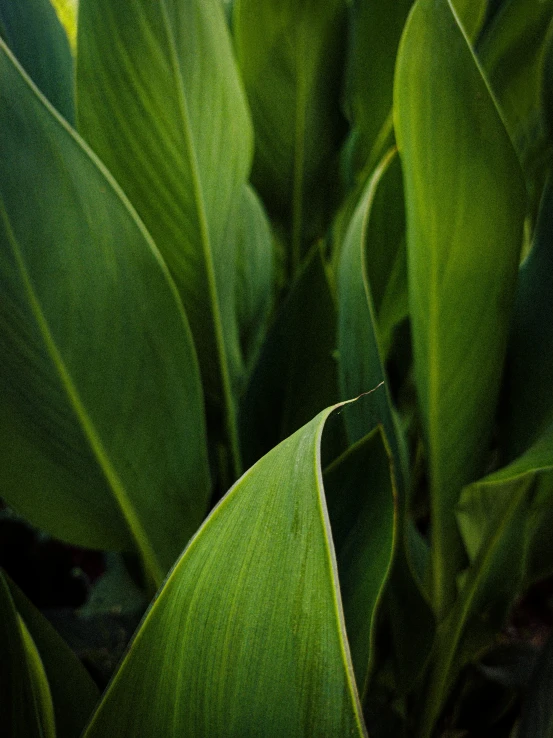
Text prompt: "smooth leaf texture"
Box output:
[[337, 149, 435, 693], [416, 419, 553, 737], [323, 426, 395, 703], [477, 0, 553, 188], [503, 176, 553, 459], [0, 41, 210, 585], [49, 0, 77, 49], [233, 184, 274, 376], [394, 0, 526, 617], [233, 0, 348, 270], [239, 246, 340, 469], [7, 573, 100, 738], [343, 0, 412, 177], [77, 0, 253, 476], [0, 0, 74, 122], [84, 407, 367, 738], [0, 572, 44, 738]]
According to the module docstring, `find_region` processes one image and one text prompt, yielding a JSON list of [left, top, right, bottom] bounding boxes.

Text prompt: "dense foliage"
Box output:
[[1, 0, 553, 735]]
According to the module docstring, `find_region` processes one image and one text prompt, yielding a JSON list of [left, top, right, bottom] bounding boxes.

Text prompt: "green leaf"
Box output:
[[7, 573, 100, 738], [0, 41, 210, 586], [343, 0, 412, 177], [503, 176, 553, 459], [394, 0, 526, 617], [453, 0, 488, 40], [77, 0, 253, 477], [239, 246, 340, 469], [477, 0, 553, 192], [234, 184, 274, 377], [49, 0, 77, 50], [233, 0, 348, 272], [518, 630, 553, 738], [323, 425, 396, 703], [417, 420, 553, 737], [0, 572, 44, 738], [0, 0, 74, 122], [337, 148, 435, 694], [84, 406, 367, 738]]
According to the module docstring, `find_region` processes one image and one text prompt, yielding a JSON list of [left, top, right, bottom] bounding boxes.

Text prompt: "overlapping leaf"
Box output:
[[233, 0, 348, 270], [77, 0, 258, 477], [0, 42, 210, 585], [84, 407, 369, 738], [0, 0, 74, 121], [394, 0, 526, 617]]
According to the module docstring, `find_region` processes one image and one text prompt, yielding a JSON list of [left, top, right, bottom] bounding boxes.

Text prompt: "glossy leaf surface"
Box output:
[[0, 0, 74, 121], [0, 42, 210, 585], [84, 407, 367, 738], [233, 0, 347, 269], [77, 0, 253, 475], [394, 0, 526, 616]]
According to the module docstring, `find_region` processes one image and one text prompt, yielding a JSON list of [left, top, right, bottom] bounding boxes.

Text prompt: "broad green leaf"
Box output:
[[0, 572, 45, 738], [544, 18, 553, 141], [417, 420, 553, 737], [337, 148, 407, 483], [0, 41, 210, 586], [239, 246, 340, 469], [502, 174, 553, 459], [342, 0, 412, 178], [458, 420, 553, 585], [234, 184, 274, 377], [323, 426, 395, 703], [0, 0, 74, 122], [518, 630, 553, 738], [233, 0, 348, 272], [477, 0, 553, 193], [394, 0, 526, 617], [453, 0, 488, 40], [84, 407, 367, 738], [7, 573, 100, 737], [337, 149, 435, 693], [49, 0, 77, 49], [77, 0, 253, 477]]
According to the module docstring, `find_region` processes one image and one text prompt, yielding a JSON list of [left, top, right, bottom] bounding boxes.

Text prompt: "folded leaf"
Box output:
[[0, 572, 45, 738], [77, 0, 253, 476], [323, 425, 395, 702], [233, 0, 348, 271], [84, 406, 367, 737], [49, 0, 77, 50], [0, 0, 74, 121], [394, 0, 526, 617], [7, 573, 100, 738], [0, 41, 210, 585]]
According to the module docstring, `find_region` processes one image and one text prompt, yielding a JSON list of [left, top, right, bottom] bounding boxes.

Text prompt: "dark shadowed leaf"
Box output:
[[0, 0, 74, 122]]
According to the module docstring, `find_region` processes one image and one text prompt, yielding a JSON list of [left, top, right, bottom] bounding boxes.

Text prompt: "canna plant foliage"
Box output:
[[2, 0, 553, 735]]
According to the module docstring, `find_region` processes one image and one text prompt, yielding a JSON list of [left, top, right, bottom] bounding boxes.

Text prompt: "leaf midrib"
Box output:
[[158, 0, 242, 477], [0, 201, 164, 587]]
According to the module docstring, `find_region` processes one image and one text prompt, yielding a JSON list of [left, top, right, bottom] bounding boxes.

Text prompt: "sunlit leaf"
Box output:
[[0, 41, 210, 585], [394, 0, 526, 617], [84, 406, 368, 738]]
